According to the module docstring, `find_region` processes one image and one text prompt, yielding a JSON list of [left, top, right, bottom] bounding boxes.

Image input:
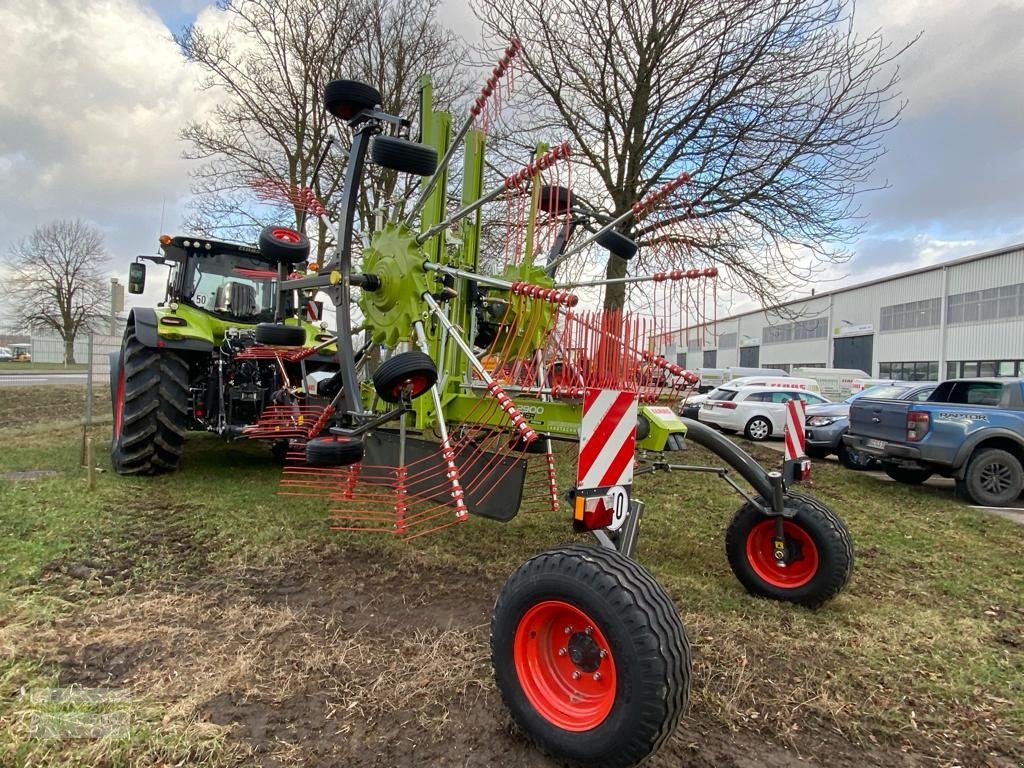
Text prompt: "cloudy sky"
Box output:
[[1, 0, 1022, 304]]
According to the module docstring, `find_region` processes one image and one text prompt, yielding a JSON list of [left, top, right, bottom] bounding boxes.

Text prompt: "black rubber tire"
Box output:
[[961, 448, 1024, 506], [372, 351, 438, 403], [596, 228, 638, 260], [744, 416, 772, 442], [882, 464, 933, 485], [255, 323, 307, 347], [725, 492, 853, 608], [491, 545, 690, 768], [837, 441, 874, 471], [370, 135, 438, 176], [324, 79, 381, 120], [538, 185, 572, 215], [665, 433, 687, 451], [804, 446, 830, 460], [111, 333, 189, 475], [636, 414, 651, 441], [305, 436, 364, 467], [258, 225, 311, 264]]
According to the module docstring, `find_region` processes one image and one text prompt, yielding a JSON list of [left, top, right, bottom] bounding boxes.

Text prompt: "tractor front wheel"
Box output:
[[725, 492, 853, 608], [491, 545, 690, 768], [111, 334, 189, 475]]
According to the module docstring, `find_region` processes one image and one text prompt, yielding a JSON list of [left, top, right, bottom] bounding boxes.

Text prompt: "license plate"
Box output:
[[866, 439, 886, 450]]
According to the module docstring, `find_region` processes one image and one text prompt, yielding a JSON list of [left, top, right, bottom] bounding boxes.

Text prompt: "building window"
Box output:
[[879, 298, 941, 331], [947, 283, 1024, 325], [878, 361, 939, 381], [718, 332, 737, 349], [676, 353, 688, 368], [687, 339, 702, 352], [703, 350, 717, 368], [945, 360, 1023, 379], [762, 318, 827, 345]]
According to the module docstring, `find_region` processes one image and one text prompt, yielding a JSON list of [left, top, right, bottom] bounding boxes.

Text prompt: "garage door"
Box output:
[[834, 335, 873, 373], [739, 346, 760, 367]]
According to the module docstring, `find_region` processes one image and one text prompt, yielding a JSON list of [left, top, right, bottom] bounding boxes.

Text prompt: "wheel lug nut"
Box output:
[[593, 672, 601, 681], [584, 626, 592, 636], [558, 647, 567, 656], [571, 671, 581, 680], [564, 625, 572, 634], [599, 649, 607, 658]]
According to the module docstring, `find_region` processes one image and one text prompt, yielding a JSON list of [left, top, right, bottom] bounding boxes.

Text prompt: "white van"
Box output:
[[695, 366, 789, 393], [851, 377, 899, 394], [728, 375, 821, 394], [791, 367, 868, 401]]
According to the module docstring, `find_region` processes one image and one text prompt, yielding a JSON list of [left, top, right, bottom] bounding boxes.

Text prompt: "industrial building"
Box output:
[[666, 241, 1024, 380]]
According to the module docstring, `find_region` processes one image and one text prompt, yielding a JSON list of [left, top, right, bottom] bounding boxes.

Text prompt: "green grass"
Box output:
[[0, 392, 1022, 765], [0, 362, 88, 373]]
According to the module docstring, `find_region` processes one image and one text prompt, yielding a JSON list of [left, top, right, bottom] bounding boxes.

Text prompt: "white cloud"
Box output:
[[0, 0, 203, 272]]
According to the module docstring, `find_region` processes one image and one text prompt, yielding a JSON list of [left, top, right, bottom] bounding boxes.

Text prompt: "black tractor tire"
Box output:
[[111, 334, 189, 475], [372, 351, 437, 403], [961, 448, 1024, 506], [255, 323, 307, 347], [370, 135, 438, 176], [725, 492, 853, 608], [305, 436, 364, 467], [804, 446, 830, 460], [596, 228, 638, 260], [743, 416, 772, 442], [882, 464, 933, 485], [491, 545, 690, 768], [538, 185, 572, 215], [838, 441, 874, 471], [258, 225, 311, 264], [324, 79, 381, 120]]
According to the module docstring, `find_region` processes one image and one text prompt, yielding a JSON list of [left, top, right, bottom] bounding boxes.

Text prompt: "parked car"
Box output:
[[845, 378, 1024, 506], [680, 392, 707, 419], [699, 385, 830, 441], [0, 347, 12, 361], [805, 382, 937, 469]]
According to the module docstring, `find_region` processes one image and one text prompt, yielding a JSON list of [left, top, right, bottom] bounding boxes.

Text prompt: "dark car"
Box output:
[[804, 382, 936, 469]]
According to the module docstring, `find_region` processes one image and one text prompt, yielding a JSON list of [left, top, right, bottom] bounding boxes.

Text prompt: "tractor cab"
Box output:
[[129, 233, 310, 327]]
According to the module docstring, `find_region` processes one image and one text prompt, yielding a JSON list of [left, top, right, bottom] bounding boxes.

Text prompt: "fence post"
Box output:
[[81, 331, 95, 467]]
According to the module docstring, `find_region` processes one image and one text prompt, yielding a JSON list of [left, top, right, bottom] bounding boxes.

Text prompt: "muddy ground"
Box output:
[[6, 504, 974, 768]]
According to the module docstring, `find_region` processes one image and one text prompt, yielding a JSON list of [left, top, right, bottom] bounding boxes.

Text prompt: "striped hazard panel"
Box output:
[[577, 388, 638, 490]]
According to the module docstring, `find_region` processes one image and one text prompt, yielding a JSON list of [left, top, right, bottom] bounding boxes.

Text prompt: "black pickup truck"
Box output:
[[844, 378, 1024, 506]]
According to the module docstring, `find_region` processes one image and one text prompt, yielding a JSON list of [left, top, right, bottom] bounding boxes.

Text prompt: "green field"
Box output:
[[0, 362, 88, 374], [0, 390, 1021, 767]]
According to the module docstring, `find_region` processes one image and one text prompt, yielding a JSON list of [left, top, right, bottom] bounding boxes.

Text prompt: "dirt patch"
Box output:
[[0, 384, 107, 431], [4, 538, 973, 768]]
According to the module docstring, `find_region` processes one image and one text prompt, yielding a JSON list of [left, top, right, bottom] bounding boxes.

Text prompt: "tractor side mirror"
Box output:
[[128, 262, 146, 294]]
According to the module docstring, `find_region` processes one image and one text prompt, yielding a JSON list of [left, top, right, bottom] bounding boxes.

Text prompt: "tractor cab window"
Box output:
[[183, 251, 277, 322]]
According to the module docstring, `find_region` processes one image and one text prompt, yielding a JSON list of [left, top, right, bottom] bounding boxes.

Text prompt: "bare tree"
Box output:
[[3, 220, 110, 364], [474, 0, 915, 309], [178, 0, 466, 264]]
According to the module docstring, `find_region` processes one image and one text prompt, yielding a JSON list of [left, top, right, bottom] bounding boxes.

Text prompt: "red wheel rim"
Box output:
[[390, 373, 430, 399], [746, 519, 819, 589], [513, 600, 616, 731], [271, 227, 302, 243], [114, 364, 125, 439]]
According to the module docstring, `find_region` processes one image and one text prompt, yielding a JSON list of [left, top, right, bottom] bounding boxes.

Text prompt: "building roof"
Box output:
[[716, 240, 1024, 324]]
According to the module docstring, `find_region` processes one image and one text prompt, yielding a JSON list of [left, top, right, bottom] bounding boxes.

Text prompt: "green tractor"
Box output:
[[109, 227, 341, 474]]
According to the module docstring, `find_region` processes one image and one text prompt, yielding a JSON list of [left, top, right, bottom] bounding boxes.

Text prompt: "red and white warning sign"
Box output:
[[577, 388, 638, 490], [784, 398, 806, 461], [304, 300, 323, 322]]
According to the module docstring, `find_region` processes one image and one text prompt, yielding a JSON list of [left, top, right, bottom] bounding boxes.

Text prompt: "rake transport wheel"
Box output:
[[370, 135, 439, 176], [305, 436, 365, 467], [372, 351, 438, 403], [111, 333, 189, 475], [491, 545, 690, 768], [324, 79, 382, 120], [725, 492, 853, 608], [255, 322, 307, 347], [258, 225, 311, 263]]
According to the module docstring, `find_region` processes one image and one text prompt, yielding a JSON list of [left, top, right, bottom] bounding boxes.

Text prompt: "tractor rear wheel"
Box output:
[[491, 545, 690, 768], [111, 334, 189, 475]]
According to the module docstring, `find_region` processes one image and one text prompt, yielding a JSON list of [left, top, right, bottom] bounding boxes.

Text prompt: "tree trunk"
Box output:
[[603, 254, 628, 310], [64, 336, 76, 365]]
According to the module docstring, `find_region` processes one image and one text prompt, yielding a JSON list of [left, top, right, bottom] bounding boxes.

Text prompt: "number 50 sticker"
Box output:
[[605, 485, 630, 531]]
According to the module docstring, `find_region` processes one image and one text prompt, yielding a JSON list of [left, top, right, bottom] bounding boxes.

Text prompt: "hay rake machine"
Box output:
[[250, 42, 853, 768]]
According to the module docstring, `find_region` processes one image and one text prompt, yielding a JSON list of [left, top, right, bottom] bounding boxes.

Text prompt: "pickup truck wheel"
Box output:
[[962, 448, 1023, 507], [725, 492, 853, 608], [882, 464, 932, 485]]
